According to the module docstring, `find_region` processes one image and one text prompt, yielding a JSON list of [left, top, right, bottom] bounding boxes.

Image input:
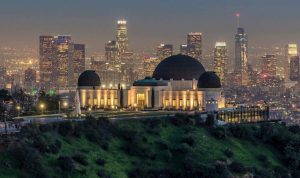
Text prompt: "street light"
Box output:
[[16, 105, 21, 117], [40, 103, 45, 114]]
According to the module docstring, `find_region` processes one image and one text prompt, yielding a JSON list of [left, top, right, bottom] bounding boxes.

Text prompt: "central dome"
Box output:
[[152, 54, 205, 80], [78, 70, 101, 87]]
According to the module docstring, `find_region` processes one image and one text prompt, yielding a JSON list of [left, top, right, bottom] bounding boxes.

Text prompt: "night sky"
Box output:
[[1, 0, 300, 54]]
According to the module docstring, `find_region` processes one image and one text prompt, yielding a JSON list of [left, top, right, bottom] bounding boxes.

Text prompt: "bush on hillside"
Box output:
[[224, 148, 234, 158], [229, 161, 247, 173], [205, 114, 215, 127], [181, 135, 197, 147], [210, 126, 227, 139], [96, 158, 106, 166], [58, 121, 75, 136], [57, 156, 75, 171], [72, 153, 88, 166]]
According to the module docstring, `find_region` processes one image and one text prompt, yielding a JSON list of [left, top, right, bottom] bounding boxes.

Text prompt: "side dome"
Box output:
[[78, 70, 101, 87], [152, 54, 205, 80], [197, 71, 221, 88]]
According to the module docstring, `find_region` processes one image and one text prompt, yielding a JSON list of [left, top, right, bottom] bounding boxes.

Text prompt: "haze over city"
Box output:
[[1, 0, 300, 53]]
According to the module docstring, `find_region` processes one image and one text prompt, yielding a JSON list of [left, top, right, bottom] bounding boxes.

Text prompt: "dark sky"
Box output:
[[1, 0, 300, 54]]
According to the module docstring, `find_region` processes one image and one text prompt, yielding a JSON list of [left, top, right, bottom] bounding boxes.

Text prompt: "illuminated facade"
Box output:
[[157, 44, 173, 61], [187, 32, 202, 61], [54, 35, 73, 89], [24, 68, 37, 90], [234, 28, 248, 86], [285, 44, 298, 80], [180, 44, 188, 55], [116, 20, 128, 57], [290, 56, 300, 81], [39, 36, 56, 90], [261, 54, 276, 77], [213, 42, 227, 85], [78, 55, 225, 111], [73, 44, 85, 87], [143, 56, 160, 77]]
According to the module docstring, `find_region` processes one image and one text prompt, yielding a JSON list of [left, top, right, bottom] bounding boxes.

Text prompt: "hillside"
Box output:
[[0, 114, 299, 178]]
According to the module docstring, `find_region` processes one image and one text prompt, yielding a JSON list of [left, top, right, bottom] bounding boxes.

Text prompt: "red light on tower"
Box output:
[[236, 13, 240, 17]]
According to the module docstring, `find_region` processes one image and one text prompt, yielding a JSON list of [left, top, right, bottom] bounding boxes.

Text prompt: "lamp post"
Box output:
[[40, 103, 45, 115], [16, 105, 21, 117]]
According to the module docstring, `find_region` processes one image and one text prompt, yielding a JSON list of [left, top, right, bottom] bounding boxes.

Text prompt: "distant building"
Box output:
[[213, 42, 227, 85], [54, 35, 73, 89], [285, 44, 298, 80], [290, 56, 300, 81], [24, 68, 37, 90], [116, 20, 128, 57], [157, 44, 173, 61], [261, 54, 276, 77], [180, 44, 188, 55], [234, 28, 248, 86], [187, 32, 202, 61], [144, 56, 160, 77], [39, 35, 56, 90], [73, 44, 86, 87]]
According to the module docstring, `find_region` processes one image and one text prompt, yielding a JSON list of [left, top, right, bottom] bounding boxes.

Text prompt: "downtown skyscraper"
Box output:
[[234, 27, 248, 85], [39, 36, 56, 90], [261, 54, 277, 77], [213, 42, 227, 85], [187, 32, 202, 61], [285, 44, 298, 80], [116, 20, 129, 58]]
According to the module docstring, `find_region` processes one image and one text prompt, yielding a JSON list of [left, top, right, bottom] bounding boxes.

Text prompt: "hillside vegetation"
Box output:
[[0, 114, 299, 178]]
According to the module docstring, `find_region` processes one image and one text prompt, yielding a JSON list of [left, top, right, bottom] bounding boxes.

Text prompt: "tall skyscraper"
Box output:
[[285, 44, 298, 80], [187, 32, 202, 61], [157, 44, 173, 61], [54, 35, 74, 88], [213, 42, 227, 85], [73, 44, 86, 85], [290, 56, 300, 81], [261, 54, 276, 77], [180, 44, 188, 55], [116, 20, 128, 57], [105, 40, 118, 61], [39, 36, 55, 89], [234, 27, 248, 85]]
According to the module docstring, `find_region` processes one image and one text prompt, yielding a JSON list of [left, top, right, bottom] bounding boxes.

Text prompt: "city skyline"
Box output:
[[1, 0, 300, 54]]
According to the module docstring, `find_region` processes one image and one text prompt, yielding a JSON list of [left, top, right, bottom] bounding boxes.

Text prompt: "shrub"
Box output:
[[181, 135, 197, 147], [72, 153, 88, 166], [156, 139, 170, 150], [96, 158, 106, 166], [172, 143, 191, 154], [229, 161, 247, 173], [257, 154, 268, 163], [211, 127, 227, 139], [97, 170, 111, 178], [57, 156, 75, 171], [224, 148, 234, 158]]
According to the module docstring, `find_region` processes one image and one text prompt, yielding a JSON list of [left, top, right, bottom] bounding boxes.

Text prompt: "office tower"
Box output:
[[144, 56, 160, 77], [116, 20, 128, 57], [213, 42, 227, 85], [73, 44, 86, 85], [0, 66, 7, 89], [39, 35, 55, 89], [157, 44, 173, 61], [285, 44, 298, 80], [261, 54, 276, 77], [54, 35, 74, 88], [187, 32, 202, 61], [180, 44, 188, 55], [234, 27, 248, 85], [105, 40, 118, 63], [290, 56, 300, 81], [24, 68, 37, 90]]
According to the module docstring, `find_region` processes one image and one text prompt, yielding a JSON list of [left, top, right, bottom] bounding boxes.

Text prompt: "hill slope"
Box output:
[[0, 115, 299, 178]]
